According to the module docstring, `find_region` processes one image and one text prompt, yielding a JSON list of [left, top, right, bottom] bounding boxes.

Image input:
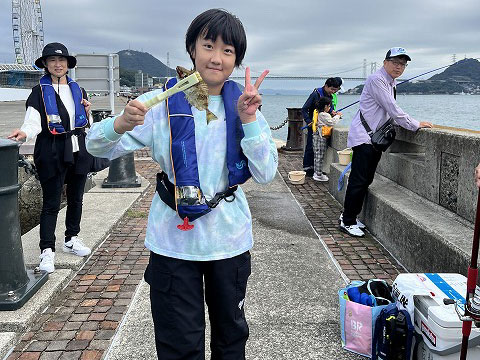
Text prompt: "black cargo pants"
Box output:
[[144, 251, 251, 360]]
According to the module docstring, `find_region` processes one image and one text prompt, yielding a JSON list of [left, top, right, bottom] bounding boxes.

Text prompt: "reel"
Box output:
[[444, 290, 480, 327]]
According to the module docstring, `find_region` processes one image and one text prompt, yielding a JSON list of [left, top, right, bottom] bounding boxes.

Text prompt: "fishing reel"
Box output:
[[444, 291, 480, 328]]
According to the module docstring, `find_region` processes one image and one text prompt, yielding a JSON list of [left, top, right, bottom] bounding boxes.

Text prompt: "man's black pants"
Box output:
[[302, 126, 314, 173], [343, 144, 382, 226], [39, 167, 87, 252], [144, 251, 251, 360]]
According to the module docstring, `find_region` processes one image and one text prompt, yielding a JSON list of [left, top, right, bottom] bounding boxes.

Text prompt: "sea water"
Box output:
[[262, 94, 480, 141]]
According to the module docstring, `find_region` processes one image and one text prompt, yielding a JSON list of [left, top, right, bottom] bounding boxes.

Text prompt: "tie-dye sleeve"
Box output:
[[240, 110, 278, 184]]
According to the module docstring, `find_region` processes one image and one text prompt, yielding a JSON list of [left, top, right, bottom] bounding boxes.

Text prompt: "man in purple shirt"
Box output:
[[339, 47, 433, 237]]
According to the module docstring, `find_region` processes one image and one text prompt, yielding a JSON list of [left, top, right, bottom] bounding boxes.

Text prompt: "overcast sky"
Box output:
[[1, 0, 479, 88]]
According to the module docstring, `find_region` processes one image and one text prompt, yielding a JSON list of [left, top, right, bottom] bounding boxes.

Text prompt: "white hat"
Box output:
[[385, 47, 411, 61]]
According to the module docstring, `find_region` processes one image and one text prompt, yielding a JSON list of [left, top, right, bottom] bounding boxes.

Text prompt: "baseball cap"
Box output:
[[385, 47, 411, 61]]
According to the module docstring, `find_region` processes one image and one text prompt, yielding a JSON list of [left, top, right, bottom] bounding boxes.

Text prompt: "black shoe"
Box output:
[[305, 169, 314, 177]]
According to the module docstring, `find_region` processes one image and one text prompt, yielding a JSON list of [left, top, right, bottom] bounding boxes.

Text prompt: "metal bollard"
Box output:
[[0, 139, 48, 311], [282, 108, 304, 151], [94, 110, 141, 188], [91, 109, 112, 124], [102, 152, 141, 188]]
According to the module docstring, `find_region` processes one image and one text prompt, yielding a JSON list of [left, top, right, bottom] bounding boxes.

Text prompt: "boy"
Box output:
[[86, 9, 277, 359], [312, 96, 341, 181]]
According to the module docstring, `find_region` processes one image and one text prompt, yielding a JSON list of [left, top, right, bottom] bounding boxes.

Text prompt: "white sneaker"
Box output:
[[63, 236, 91, 257], [339, 221, 365, 237], [313, 173, 329, 182], [339, 213, 366, 229], [39, 248, 55, 273]]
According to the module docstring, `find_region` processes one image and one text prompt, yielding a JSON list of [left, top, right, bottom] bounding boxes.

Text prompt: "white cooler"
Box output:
[[392, 273, 480, 360]]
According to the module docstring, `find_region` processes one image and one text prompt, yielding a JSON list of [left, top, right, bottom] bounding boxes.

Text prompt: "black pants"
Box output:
[[144, 251, 251, 360], [342, 144, 382, 226], [39, 167, 87, 252], [302, 126, 314, 173]]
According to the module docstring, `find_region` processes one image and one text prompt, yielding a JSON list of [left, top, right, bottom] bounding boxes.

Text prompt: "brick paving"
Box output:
[[7, 151, 158, 360], [8, 149, 403, 358], [277, 150, 403, 283]]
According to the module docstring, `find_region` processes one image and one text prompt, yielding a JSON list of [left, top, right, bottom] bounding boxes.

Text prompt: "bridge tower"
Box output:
[[370, 62, 377, 74], [363, 59, 367, 79]]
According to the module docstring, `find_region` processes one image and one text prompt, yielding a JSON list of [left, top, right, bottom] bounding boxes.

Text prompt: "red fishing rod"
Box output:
[[459, 191, 480, 360]]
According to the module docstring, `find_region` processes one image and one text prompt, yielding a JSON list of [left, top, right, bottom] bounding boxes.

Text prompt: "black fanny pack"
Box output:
[[360, 112, 396, 152]]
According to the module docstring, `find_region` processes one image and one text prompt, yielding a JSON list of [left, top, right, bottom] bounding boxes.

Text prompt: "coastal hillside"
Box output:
[[117, 49, 175, 86], [347, 58, 480, 95]]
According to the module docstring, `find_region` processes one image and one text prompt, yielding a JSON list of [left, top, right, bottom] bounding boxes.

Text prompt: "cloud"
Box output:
[[0, 0, 479, 85]]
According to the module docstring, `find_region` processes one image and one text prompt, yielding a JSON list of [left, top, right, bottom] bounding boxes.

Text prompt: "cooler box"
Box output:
[[393, 273, 480, 360]]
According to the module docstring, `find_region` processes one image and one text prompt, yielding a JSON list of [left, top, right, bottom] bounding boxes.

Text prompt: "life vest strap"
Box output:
[[155, 171, 238, 213], [156, 172, 176, 212]]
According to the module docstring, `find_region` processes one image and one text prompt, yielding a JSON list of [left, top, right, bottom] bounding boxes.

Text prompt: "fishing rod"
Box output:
[[300, 57, 479, 130], [336, 60, 464, 112]]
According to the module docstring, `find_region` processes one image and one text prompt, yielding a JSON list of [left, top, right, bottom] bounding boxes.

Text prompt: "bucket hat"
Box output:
[[34, 42, 77, 69]]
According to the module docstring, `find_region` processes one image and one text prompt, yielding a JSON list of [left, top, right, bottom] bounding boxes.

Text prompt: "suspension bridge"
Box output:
[[230, 60, 383, 81]]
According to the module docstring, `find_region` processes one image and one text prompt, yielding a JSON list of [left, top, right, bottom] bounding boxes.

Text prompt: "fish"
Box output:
[[176, 66, 217, 123]]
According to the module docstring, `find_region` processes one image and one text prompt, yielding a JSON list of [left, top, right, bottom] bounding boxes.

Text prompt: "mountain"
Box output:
[[117, 50, 175, 77], [346, 58, 480, 95]]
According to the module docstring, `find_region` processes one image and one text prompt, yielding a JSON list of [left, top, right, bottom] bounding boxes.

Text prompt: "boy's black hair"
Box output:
[[186, 9, 247, 67], [314, 96, 332, 112], [325, 77, 342, 88]]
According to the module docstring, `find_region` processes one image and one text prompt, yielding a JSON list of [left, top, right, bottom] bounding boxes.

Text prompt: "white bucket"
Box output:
[[337, 148, 353, 165], [288, 170, 306, 185]]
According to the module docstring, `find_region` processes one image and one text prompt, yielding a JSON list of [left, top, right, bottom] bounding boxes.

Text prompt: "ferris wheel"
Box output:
[[12, 0, 44, 65]]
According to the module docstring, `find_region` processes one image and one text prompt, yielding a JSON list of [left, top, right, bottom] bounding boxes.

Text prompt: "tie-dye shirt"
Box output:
[[86, 88, 278, 261]]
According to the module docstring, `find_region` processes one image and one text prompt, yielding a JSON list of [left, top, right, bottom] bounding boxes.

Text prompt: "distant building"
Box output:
[[134, 70, 153, 89], [0, 64, 43, 88]]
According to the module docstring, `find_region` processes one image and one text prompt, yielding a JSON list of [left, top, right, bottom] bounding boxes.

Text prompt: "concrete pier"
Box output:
[[1, 100, 479, 358]]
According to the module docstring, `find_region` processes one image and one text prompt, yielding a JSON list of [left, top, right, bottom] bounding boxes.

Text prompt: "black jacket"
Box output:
[[26, 84, 93, 182]]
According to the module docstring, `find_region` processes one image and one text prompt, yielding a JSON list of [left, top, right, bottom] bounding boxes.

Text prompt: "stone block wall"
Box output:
[[326, 126, 480, 223]]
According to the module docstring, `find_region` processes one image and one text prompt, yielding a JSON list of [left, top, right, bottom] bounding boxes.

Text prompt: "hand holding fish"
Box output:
[[237, 67, 269, 124], [114, 100, 148, 134]]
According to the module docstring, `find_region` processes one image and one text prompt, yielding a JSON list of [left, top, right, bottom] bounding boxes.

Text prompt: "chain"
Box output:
[[269, 118, 288, 131], [18, 154, 39, 180]]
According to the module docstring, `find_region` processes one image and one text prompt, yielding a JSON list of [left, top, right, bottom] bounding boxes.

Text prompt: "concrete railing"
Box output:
[[325, 125, 480, 274], [327, 126, 480, 224]]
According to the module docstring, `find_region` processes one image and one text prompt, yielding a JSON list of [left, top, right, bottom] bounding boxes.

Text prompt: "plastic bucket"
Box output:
[[288, 170, 306, 185], [338, 148, 353, 166]]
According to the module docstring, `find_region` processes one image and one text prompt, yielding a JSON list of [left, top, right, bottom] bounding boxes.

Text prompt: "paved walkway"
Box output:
[[5, 149, 403, 359], [277, 150, 403, 282]]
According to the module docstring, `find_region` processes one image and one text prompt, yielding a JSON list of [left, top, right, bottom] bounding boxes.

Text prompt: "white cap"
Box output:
[[385, 47, 411, 61]]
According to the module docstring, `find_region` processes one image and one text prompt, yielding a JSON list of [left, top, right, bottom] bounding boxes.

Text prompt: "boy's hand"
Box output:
[[114, 100, 148, 134], [237, 67, 269, 124]]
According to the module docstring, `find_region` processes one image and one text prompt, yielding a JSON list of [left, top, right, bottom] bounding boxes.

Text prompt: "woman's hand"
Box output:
[[81, 98, 91, 116], [114, 100, 148, 134], [7, 129, 27, 142], [237, 67, 269, 124]]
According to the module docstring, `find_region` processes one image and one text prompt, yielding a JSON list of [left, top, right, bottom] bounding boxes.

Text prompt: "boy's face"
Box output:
[[192, 35, 236, 95]]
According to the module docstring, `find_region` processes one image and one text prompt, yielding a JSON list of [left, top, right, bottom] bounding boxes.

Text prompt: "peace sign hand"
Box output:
[[237, 67, 269, 124]]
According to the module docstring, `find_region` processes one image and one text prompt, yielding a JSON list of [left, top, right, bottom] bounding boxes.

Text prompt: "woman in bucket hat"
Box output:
[[8, 42, 93, 273]]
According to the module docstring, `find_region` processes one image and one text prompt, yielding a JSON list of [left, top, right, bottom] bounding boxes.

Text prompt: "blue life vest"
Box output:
[[39, 75, 88, 134], [164, 77, 251, 223]]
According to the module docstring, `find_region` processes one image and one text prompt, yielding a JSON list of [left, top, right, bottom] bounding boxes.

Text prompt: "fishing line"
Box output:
[[336, 57, 480, 112]]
